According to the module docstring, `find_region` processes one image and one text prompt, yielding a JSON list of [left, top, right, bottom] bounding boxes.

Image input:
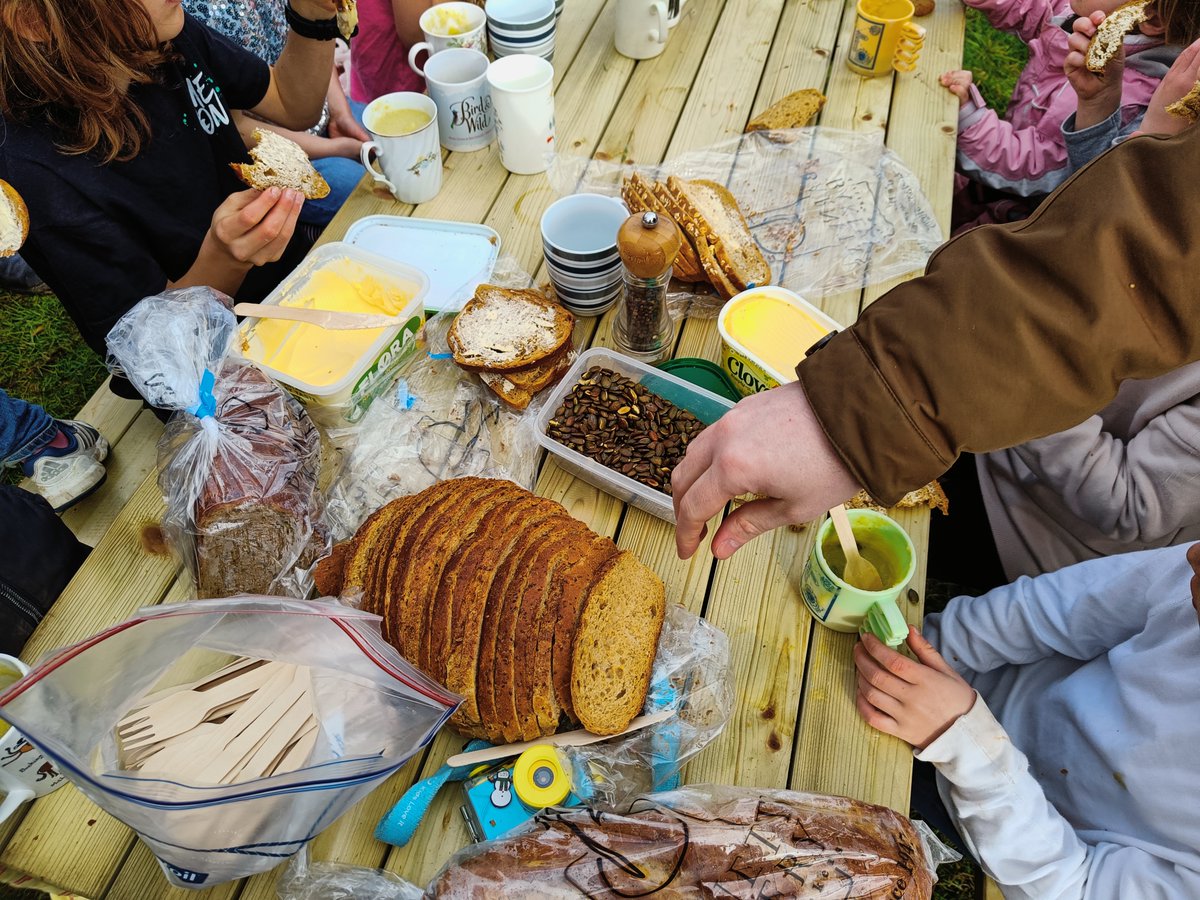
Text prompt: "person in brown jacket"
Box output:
[[672, 41, 1200, 562]]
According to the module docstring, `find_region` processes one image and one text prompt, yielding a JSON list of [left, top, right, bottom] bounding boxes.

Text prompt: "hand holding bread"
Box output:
[[0, 179, 29, 258], [1064, 13, 1127, 128], [208, 187, 305, 268], [1084, 0, 1151, 72], [1139, 36, 1200, 134]]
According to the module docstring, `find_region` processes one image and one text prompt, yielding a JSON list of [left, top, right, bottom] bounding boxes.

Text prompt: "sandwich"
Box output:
[[230, 128, 331, 200], [0, 179, 29, 258], [1085, 0, 1151, 72], [336, 0, 359, 39], [1167, 79, 1200, 120]]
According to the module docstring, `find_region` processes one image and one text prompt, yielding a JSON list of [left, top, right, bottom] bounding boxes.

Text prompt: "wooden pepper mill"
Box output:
[[614, 210, 682, 361]]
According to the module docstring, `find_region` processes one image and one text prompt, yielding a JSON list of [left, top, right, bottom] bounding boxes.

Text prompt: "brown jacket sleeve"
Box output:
[[796, 125, 1200, 506]]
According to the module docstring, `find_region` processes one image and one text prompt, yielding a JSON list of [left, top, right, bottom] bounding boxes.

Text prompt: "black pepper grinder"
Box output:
[[613, 210, 682, 362]]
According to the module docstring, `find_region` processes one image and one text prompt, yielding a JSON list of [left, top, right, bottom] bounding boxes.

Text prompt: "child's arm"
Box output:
[[926, 546, 1178, 673], [1004, 397, 1200, 544], [856, 631, 1200, 899], [953, 92, 1073, 196]]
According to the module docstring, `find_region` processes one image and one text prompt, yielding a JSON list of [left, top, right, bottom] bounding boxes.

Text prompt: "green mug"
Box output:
[[800, 508, 915, 643]]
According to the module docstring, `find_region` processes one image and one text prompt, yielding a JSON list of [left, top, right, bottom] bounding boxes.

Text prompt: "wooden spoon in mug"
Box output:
[[828, 504, 884, 592]]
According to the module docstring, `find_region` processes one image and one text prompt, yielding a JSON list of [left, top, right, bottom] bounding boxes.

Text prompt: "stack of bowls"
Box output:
[[486, 0, 556, 60], [541, 193, 629, 316]]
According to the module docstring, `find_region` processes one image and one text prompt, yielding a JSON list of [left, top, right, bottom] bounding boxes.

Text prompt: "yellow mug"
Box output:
[[846, 0, 925, 77]]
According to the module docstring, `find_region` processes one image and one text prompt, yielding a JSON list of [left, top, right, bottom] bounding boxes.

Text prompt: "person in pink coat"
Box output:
[[940, 0, 1175, 232]]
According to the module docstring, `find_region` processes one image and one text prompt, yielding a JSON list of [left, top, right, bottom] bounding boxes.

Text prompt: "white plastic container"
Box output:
[[235, 242, 430, 428], [535, 347, 735, 521], [717, 286, 842, 397]]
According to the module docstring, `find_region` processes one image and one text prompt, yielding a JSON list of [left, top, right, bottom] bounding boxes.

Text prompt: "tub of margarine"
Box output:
[[236, 242, 429, 428], [717, 287, 842, 397]]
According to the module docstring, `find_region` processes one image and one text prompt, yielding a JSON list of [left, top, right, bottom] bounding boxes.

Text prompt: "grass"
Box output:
[[0, 14, 1029, 898]]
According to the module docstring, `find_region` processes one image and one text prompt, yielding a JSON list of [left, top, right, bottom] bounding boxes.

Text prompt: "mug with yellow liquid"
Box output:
[[800, 509, 915, 636], [360, 93, 443, 204], [408, 1, 489, 76], [0, 654, 67, 824], [846, 0, 925, 77]]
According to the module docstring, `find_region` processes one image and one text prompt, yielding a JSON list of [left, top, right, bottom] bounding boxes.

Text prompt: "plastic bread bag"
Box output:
[[105, 287, 327, 598], [0, 597, 458, 889], [277, 849, 424, 900], [426, 783, 959, 898], [548, 128, 943, 319], [322, 257, 557, 540], [562, 604, 733, 808]]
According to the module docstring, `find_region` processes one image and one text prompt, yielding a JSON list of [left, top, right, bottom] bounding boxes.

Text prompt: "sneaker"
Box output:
[[0, 254, 50, 294], [24, 453, 106, 512], [58, 420, 110, 464]]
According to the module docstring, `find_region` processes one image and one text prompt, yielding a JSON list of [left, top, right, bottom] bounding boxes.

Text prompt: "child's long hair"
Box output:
[[0, 0, 172, 163], [1156, 0, 1200, 45]]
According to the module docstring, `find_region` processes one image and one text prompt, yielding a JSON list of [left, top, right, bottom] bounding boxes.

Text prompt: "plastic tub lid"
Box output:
[[658, 358, 742, 403]]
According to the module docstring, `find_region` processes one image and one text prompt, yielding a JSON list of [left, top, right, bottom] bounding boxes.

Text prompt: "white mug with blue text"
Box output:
[[0, 654, 67, 825], [423, 48, 496, 152]]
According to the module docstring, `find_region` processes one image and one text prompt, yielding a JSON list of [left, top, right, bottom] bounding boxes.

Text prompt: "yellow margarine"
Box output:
[[723, 292, 830, 377], [246, 269, 411, 388]]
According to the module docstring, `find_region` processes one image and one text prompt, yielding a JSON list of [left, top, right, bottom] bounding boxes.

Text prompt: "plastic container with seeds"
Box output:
[[535, 347, 734, 521]]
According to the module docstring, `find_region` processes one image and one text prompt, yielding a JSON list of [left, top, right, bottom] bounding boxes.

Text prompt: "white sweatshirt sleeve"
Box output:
[[1008, 398, 1200, 543], [919, 696, 1200, 899], [924, 547, 1168, 674]]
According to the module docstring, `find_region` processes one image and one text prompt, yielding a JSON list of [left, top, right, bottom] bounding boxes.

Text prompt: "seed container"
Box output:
[[535, 348, 736, 521]]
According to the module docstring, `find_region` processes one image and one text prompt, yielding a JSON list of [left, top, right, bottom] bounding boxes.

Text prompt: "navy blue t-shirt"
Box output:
[[0, 16, 277, 357]]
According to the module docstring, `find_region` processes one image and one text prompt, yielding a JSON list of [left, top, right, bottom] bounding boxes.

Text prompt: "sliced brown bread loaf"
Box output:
[[313, 541, 349, 596], [340, 501, 401, 602], [745, 89, 826, 132], [571, 550, 666, 735], [514, 519, 592, 739], [230, 128, 331, 200], [621, 173, 705, 283], [553, 535, 619, 721], [1086, 0, 1150, 71], [668, 177, 771, 294], [448, 286, 575, 372]]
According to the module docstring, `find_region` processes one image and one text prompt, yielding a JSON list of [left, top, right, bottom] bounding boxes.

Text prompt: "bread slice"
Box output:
[[745, 89, 827, 132], [448, 285, 575, 372], [336, 0, 358, 38], [665, 176, 771, 295], [313, 541, 349, 596], [230, 128, 331, 200], [846, 480, 948, 515], [1086, 0, 1150, 72], [553, 535, 619, 721], [570, 550, 666, 735], [478, 344, 573, 410], [621, 173, 705, 283], [1167, 80, 1200, 120], [340, 498, 408, 605], [0, 179, 30, 258]]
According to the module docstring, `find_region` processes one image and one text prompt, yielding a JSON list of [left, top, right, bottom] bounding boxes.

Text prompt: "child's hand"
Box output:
[[1138, 37, 1200, 136], [854, 628, 976, 750], [939, 70, 974, 106], [1065, 12, 1124, 128]]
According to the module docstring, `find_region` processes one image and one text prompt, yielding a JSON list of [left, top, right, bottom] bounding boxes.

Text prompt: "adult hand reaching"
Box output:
[[1138, 37, 1200, 136], [671, 381, 861, 560]]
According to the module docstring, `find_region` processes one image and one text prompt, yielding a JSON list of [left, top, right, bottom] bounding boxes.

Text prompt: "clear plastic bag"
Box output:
[[564, 605, 732, 808], [277, 849, 423, 900], [0, 597, 457, 889], [106, 288, 326, 598], [428, 783, 957, 898], [549, 129, 944, 319]]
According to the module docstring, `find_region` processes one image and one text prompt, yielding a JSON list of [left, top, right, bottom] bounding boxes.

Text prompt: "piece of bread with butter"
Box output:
[[230, 128, 331, 199], [1086, 0, 1151, 71], [0, 179, 30, 258]]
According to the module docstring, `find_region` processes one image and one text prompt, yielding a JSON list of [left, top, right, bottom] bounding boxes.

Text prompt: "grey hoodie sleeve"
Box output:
[[1062, 109, 1142, 173]]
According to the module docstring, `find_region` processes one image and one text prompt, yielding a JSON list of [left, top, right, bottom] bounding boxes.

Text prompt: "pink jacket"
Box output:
[[350, 0, 424, 104], [957, 0, 1172, 196]]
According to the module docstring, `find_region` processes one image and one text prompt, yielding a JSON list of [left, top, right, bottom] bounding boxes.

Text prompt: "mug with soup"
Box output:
[[360, 93, 443, 204]]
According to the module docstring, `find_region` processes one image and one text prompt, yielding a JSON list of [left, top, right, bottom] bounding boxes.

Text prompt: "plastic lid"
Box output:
[[658, 358, 742, 402], [513, 745, 570, 808], [859, 599, 909, 648]]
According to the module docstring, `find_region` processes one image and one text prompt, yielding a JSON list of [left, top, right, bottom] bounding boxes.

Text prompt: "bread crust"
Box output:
[[230, 128, 331, 200], [621, 173, 706, 282], [1167, 79, 1200, 120], [0, 179, 30, 257]]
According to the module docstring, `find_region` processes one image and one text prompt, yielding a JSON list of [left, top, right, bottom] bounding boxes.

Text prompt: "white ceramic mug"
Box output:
[[614, 0, 687, 59], [360, 93, 443, 204], [0, 654, 67, 825], [424, 48, 496, 152], [486, 55, 555, 175], [408, 2, 488, 76]]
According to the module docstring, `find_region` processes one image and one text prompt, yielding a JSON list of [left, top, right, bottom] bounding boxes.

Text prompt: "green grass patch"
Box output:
[[962, 7, 1030, 117]]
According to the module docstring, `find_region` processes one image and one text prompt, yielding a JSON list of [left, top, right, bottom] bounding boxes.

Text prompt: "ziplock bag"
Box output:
[[427, 784, 959, 898], [106, 288, 326, 598], [0, 598, 458, 889]]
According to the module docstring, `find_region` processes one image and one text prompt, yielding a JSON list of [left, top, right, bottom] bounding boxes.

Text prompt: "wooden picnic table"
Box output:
[[0, 0, 962, 894]]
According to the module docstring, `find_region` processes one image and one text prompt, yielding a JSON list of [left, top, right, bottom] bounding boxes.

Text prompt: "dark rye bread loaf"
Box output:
[[553, 535, 619, 721], [428, 789, 934, 899], [571, 550, 666, 735], [190, 362, 324, 598]]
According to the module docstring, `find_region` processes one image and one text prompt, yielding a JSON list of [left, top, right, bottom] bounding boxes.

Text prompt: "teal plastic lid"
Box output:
[[658, 358, 742, 403]]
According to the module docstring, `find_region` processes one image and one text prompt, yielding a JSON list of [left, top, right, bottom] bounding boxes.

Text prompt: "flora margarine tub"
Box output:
[[236, 242, 429, 428], [717, 287, 841, 396]]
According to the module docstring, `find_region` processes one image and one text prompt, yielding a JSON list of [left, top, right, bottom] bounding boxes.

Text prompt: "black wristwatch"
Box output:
[[285, 3, 341, 40]]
